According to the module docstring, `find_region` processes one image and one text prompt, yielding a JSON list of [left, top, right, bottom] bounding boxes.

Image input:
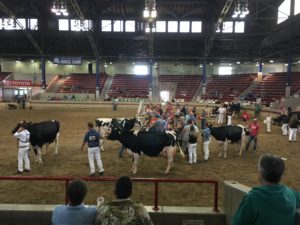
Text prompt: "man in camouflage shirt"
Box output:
[[95, 176, 153, 225]]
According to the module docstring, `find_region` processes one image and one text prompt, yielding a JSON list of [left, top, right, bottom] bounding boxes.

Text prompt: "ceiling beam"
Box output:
[[0, 0, 44, 55], [204, 0, 234, 58], [69, 0, 99, 57]]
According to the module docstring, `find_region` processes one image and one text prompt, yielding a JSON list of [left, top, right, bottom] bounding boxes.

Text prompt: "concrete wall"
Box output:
[[2, 60, 299, 78], [0, 204, 226, 225]]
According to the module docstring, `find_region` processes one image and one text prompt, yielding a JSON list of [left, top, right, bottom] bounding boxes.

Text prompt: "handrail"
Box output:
[[0, 176, 219, 212]]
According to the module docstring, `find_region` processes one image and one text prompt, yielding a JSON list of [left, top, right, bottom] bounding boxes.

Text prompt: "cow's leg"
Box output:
[[218, 141, 223, 158], [132, 153, 139, 175], [165, 146, 174, 174], [43, 144, 48, 155], [100, 139, 104, 152], [223, 139, 228, 158], [239, 133, 246, 156], [54, 132, 60, 155], [36, 147, 42, 164]]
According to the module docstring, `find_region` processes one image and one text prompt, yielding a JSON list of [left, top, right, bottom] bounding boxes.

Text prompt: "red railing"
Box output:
[[0, 176, 219, 212]]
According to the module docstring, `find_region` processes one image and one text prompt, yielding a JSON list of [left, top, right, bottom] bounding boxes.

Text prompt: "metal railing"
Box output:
[[0, 176, 219, 212]]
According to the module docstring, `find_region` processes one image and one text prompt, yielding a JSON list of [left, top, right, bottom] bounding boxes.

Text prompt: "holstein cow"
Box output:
[[11, 120, 60, 164], [95, 117, 139, 151], [108, 120, 185, 174], [209, 125, 246, 158]]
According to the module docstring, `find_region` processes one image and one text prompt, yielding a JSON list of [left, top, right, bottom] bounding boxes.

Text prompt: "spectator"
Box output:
[[231, 154, 300, 225], [245, 118, 260, 152], [217, 105, 226, 125], [95, 176, 153, 225], [241, 111, 250, 126], [52, 179, 96, 225]]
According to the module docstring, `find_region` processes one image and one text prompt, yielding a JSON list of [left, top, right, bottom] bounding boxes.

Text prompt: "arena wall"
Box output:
[[0, 204, 226, 225]]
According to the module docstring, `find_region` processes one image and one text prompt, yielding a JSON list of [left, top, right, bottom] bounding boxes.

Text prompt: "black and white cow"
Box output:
[[108, 120, 185, 174], [95, 117, 140, 151], [11, 120, 60, 164], [209, 125, 247, 158]]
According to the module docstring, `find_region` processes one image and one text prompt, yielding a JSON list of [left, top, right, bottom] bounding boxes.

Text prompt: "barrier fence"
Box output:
[[0, 176, 219, 212]]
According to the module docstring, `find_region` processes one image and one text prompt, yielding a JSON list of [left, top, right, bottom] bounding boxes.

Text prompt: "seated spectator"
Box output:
[[52, 179, 96, 225], [231, 154, 300, 225], [95, 176, 153, 225]]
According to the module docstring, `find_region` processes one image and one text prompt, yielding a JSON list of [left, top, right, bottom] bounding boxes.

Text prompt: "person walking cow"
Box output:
[[13, 123, 30, 174], [245, 118, 260, 152], [81, 122, 104, 177]]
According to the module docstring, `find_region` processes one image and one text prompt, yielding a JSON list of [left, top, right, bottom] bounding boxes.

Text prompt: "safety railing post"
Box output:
[[153, 181, 159, 211], [65, 179, 69, 205], [213, 182, 219, 212]]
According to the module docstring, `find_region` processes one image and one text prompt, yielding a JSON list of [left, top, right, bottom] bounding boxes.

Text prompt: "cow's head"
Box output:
[[107, 120, 124, 140], [11, 121, 31, 134]]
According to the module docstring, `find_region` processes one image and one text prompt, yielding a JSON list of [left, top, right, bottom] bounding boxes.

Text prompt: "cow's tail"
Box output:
[[176, 142, 185, 159]]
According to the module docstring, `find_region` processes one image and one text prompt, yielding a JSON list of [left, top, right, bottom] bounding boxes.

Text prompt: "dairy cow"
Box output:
[[11, 120, 60, 164]]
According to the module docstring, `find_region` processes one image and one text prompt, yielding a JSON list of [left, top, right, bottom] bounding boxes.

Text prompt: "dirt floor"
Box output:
[[0, 102, 299, 208]]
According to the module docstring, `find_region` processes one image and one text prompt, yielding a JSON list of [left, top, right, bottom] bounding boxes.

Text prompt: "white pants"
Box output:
[[267, 123, 271, 132], [18, 148, 30, 172], [88, 147, 104, 174], [218, 114, 224, 124], [203, 139, 211, 160], [282, 124, 288, 135], [289, 128, 297, 141], [188, 143, 197, 164], [227, 116, 232, 125]]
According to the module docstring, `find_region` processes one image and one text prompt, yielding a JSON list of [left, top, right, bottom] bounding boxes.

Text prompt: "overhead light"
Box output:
[[199, 64, 203, 68], [232, 2, 249, 19], [209, 62, 213, 66], [51, 0, 69, 17], [236, 61, 241, 64], [285, 64, 288, 66], [31, 60, 34, 63], [104, 62, 108, 68], [109, 62, 112, 65], [269, 60, 274, 63], [262, 63, 265, 65], [144, 0, 157, 32], [16, 60, 20, 63], [132, 62, 135, 65], [228, 63, 232, 66]]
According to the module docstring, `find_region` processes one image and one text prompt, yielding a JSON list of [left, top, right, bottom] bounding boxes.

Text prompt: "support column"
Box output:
[[286, 55, 292, 98], [202, 59, 207, 95], [41, 57, 46, 90], [95, 57, 100, 100], [257, 61, 263, 82], [149, 59, 154, 101]]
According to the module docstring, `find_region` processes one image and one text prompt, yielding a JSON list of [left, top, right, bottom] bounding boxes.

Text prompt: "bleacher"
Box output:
[[159, 75, 201, 102], [252, 72, 300, 103], [108, 74, 150, 98], [0, 72, 11, 81], [205, 74, 255, 102], [56, 73, 108, 94]]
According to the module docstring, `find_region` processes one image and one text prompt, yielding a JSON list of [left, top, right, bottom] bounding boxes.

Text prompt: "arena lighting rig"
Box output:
[[51, 0, 69, 16], [144, 0, 157, 32], [232, 0, 249, 18]]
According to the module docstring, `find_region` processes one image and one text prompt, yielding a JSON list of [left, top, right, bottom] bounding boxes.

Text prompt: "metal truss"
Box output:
[[69, 0, 99, 57], [204, 0, 234, 58]]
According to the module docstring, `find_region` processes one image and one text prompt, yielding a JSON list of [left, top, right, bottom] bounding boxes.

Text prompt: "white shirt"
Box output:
[[218, 107, 226, 115], [14, 130, 30, 148]]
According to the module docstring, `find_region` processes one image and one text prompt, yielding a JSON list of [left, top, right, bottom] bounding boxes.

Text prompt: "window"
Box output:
[[113, 20, 123, 32], [70, 19, 92, 31], [295, 0, 300, 15], [156, 21, 166, 32], [134, 65, 148, 75], [28, 18, 38, 30], [218, 66, 232, 75], [222, 21, 233, 33], [59, 19, 69, 31], [168, 21, 178, 32], [191, 21, 202, 33], [1, 18, 26, 30], [235, 21, 245, 33], [277, 0, 290, 24], [125, 20, 135, 32], [101, 20, 112, 32], [179, 21, 190, 33]]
